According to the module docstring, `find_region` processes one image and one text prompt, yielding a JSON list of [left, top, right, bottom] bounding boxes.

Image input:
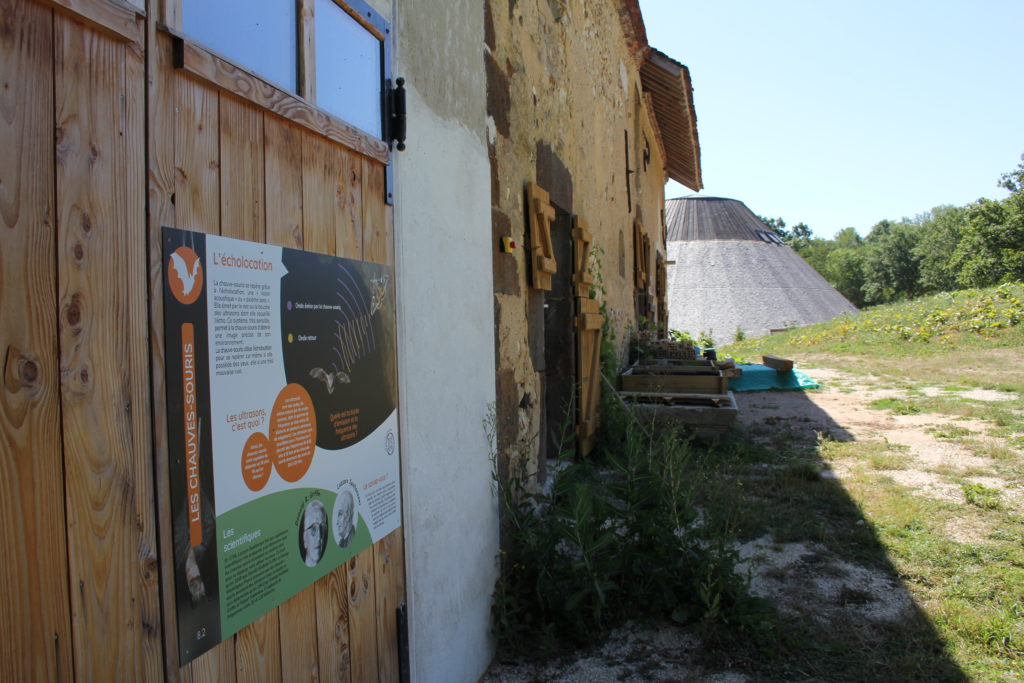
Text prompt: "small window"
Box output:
[[315, 0, 383, 138], [181, 0, 388, 140], [183, 0, 298, 92]]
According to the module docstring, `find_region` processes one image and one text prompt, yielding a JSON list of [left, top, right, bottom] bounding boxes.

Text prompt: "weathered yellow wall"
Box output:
[[487, 0, 668, 478]]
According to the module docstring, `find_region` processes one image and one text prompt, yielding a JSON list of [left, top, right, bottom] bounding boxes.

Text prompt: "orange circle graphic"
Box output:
[[168, 246, 204, 305], [241, 432, 274, 491], [269, 384, 317, 482]]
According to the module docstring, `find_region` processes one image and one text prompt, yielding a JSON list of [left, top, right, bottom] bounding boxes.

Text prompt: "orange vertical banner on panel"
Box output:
[[181, 322, 202, 547]]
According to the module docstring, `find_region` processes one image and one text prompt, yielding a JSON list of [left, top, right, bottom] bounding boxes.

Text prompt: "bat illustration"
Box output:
[[309, 367, 351, 394], [169, 251, 202, 297], [370, 273, 390, 316]]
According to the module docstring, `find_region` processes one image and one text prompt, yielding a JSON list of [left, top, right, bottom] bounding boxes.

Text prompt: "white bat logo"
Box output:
[[309, 367, 351, 394], [169, 251, 202, 297]]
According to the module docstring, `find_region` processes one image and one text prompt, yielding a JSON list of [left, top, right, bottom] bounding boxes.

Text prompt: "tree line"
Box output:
[[759, 156, 1024, 308]]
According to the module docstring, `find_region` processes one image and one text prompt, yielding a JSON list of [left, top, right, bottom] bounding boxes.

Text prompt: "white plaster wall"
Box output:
[[391, 1, 499, 681]]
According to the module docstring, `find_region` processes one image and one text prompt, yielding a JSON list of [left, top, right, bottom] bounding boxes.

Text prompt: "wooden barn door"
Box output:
[[572, 218, 603, 456], [149, 23, 406, 682], [3, 1, 404, 679]]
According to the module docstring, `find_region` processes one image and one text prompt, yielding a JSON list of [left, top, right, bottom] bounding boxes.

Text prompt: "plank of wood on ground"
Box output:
[[762, 355, 794, 372]]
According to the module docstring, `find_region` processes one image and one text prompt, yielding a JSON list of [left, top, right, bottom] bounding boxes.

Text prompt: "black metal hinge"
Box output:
[[387, 78, 407, 152], [397, 602, 411, 683]]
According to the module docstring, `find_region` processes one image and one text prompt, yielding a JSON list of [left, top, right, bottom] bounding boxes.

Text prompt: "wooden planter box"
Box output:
[[626, 391, 738, 438], [620, 364, 728, 394]]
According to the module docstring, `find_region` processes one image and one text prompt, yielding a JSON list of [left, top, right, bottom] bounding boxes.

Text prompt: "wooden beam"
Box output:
[[37, 0, 144, 44]]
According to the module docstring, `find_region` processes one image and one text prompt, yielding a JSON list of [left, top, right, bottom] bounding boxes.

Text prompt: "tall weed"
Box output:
[[492, 402, 754, 657]]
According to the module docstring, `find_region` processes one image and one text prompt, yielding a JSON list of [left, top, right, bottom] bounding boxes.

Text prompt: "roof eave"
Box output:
[[640, 49, 703, 191]]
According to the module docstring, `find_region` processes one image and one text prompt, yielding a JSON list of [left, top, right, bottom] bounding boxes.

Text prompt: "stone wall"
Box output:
[[487, 0, 669, 482]]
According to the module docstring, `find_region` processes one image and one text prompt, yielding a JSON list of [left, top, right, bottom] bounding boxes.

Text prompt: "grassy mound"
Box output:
[[724, 282, 1024, 359]]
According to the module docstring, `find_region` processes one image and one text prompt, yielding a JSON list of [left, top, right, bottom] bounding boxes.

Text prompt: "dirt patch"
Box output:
[[737, 536, 912, 623], [921, 386, 1018, 402], [885, 470, 963, 504], [483, 622, 743, 683]]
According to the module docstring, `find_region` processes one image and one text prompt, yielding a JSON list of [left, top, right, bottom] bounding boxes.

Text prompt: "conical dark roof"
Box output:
[[665, 196, 857, 346], [666, 195, 778, 242]]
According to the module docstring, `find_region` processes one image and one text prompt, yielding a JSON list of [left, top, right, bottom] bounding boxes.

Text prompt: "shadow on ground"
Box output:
[[689, 389, 970, 682]]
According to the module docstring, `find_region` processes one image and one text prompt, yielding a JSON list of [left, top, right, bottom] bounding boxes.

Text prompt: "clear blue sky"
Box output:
[[639, 0, 1024, 238]]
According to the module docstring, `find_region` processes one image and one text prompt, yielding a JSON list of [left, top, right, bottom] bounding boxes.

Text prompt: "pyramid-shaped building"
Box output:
[[665, 196, 857, 346]]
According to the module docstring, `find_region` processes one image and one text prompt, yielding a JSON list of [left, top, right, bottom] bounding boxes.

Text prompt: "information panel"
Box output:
[[162, 227, 400, 664]]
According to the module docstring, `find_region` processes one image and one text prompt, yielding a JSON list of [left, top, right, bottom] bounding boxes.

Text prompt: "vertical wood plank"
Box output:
[[147, 26, 191, 683], [364, 160, 404, 681], [234, 612, 281, 683], [174, 79, 219, 236], [302, 132, 353, 682], [190, 643, 238, 683], [217, 95, 283, 682], [125, 28, 166, 679], [301, 134, 338, 257], [54, 16, 161, 681], [265, 115, 322, 682], [373, 530, 406, 683], [277, 590, 320, 683], [314, 568, 352, 683], [347, 550, 379, 683], [0, 1, 73, 680], [360, 159, 388, 264], [264, 117, 304, 251], [174, 70, 238, 683], [219, 94, 265, 243], [336, 151, 362, 259]]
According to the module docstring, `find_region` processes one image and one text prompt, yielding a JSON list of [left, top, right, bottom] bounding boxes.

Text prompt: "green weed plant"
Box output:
[[491, 405, 756, 658]]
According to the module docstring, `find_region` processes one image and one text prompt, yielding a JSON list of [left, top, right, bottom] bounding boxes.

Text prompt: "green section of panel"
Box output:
[[216, 488, 372, 637]]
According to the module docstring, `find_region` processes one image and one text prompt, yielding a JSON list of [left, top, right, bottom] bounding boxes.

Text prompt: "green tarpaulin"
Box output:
[[729, 363, 820, 392]]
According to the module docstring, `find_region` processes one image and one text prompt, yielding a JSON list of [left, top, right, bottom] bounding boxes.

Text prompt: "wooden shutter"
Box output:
[[656, 252, 667, 336], [574, 215, 603, 456], [572, 216, 594, 297], [527, 182, 557, 290], [633, 218, 648, 290]]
